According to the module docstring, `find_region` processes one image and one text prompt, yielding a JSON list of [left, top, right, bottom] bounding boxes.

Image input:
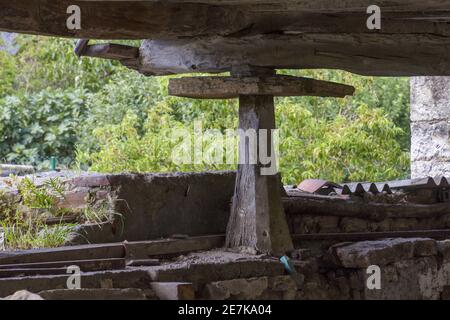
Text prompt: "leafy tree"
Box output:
[[0, 35, 411, 182]]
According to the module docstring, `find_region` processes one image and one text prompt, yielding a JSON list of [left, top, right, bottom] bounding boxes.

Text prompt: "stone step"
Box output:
[[147, 258, 285, 286], [38, 288, 150, 300], [151, 282, 195, 300], [0, 269, 151, 298]]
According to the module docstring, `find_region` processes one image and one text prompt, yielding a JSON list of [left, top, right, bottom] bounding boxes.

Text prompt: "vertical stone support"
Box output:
[[411, 77, 450, 178]]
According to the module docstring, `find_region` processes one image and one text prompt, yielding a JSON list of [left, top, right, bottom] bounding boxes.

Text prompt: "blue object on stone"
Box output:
[[280, 255, 296, 275]]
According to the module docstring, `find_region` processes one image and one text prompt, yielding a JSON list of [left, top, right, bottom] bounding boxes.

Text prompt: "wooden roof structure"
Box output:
[[1, 1, 450, 76]]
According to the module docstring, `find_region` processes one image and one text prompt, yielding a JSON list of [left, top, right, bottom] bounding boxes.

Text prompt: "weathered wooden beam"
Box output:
[[283, 195, 450, 220], [293, 229, 450, 243], [168, 75, 355, 99], [2, 1, 450, 40], [0, 268, 68, 278], [0, 258, 126, 272], [0, 0, 244, 39], [225, 93, 294, 255], [80, 43, 139, 61], [139, 34, 450, 76], [124, 235, 225, 259], [0, 235, 224, 266], [0, 243, 125, 265]]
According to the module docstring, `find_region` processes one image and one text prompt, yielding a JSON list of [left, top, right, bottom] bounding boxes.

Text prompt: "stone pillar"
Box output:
[[411, 77, 450, 178]]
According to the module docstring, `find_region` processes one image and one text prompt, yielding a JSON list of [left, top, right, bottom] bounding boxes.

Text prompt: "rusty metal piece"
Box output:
[[298, 179, 341, 195]]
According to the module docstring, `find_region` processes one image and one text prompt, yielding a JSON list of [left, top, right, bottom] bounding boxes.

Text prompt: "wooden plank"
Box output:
[[168, 75, 355, 99], [0, 243, 125, 266], [125, 235, 225, 259], [293, 229, 450, 243], [0, 235, 225, 266], [0, 268, 68, 278], [283, 195, 450, 220], [0, 258, 126, 272], [0, 0, 244, 39], [2, 1, 450, 39]]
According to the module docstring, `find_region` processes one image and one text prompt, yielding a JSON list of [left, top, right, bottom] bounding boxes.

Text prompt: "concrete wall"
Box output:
[[411, 77, 450, 178]]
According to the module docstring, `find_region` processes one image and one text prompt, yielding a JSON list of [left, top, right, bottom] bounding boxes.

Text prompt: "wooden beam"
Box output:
[[2, 1, 450, 39], [283, 194, 450, 220], [293, 229, 450, 242], [168, 75, 355, 99], [139, 34, 450, 76], [80, 43, 139, 61], [0, 235, 224, 266], [0, 258, 126, 272], [225, 93, 294, 255]]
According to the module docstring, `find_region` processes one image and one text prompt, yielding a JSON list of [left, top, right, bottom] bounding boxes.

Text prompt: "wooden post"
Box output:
[[225, 94, 294, 255], [168, 71, 355, 256]]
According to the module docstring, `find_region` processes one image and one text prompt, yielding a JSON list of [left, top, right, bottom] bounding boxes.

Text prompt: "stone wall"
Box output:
[[200, 238, 450, 300], [411, 77, 450, 178], [65, 172, 236, 244]]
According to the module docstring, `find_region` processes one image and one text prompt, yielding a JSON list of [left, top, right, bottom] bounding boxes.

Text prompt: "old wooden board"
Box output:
[[0, 258, 126, 272], [293, 229, 450, 243], [0, 235, 225, 265], [3, 1, 450, 76], [168, 75, 355, 99], [2, 1, 450, 39], [138, 34, 450, 77]]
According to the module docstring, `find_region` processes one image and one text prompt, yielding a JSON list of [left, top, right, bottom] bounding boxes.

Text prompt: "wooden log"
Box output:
[[0, 235, 224, 266], [225, 94, 294, 255], [0, 258, 126, 272], [0, 268, 68, 278], [2, 1, 450, 39], [283, 195, 450, 220], [79, 43, 139, 61], [139, 34, 450, 76], [0, 0, 244, 39], [124, 235, 225, 259], [0, 243, 125, 265], [292, 229, 450, 243], [168, 75, 355, 99]]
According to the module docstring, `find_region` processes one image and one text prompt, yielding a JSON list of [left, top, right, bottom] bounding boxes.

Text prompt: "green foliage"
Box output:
[[77, 98, 409, 184], [0, 88, 89, 168], [0, 34, 411, 183], [278, 103, 409, 183], [0, 176, 116, 249]]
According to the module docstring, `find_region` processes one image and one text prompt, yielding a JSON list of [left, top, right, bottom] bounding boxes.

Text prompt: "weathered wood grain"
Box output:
[[139, 34, 450, 76], [225, 94, 294, 255], [2, 1, 450, 39], [168, 75, 355, 99]]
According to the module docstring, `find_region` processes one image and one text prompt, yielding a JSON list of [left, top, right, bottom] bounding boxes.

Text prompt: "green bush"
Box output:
[[0, 88, 89, 168], [77, 99, 409, 184], [0, 35, 411, 183]]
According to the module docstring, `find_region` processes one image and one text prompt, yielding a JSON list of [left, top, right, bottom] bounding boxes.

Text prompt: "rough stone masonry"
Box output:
[[411, 77, 450, 178]]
